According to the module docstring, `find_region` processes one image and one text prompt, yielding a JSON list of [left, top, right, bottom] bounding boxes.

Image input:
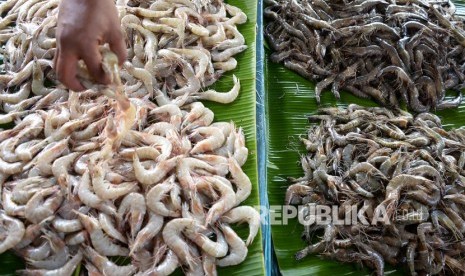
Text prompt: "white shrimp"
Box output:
[[149, 104, 182, 130], [135, 249, 179, 276], [146, 176, 181, 217], [76, 212, 129, 256], [27, 138, 69, 177], [17, 240, 51, 261], [119, 146, 160, 161], [225, 4, 248, 24], [200, 176, 236, 225], [190, 126, 225, 154], [51, 217, 82, 233], [0, 154, 25, 176], [142, 18, 177, 34], [0, 82, 31, 104], [25, 186, 64, 224], [176, 157, 217, 190], [0, 111, 29, 125], [71, 117, 106, 141], [144, 122, 177, 136], [186, 227, 228, 258], [228, 156, 252, 204], [98, 213, 127, 244], [213, 25, 245, 50], [134, 155, 179, 187], [194, 75, 240, 104], [77, 171, 119, 216], [233, 127, 248, 166], [11, 176, 53, 205], [83, 246, 136, 276], [216, 224, 248, 266], [51, 152, 80, 189], [221, 206, 261, 246], [118, 192, 146, 238], [202, 23, 226, 46], [130, 212, 163, 255], [0, 213, 25, 254], [15, 139, 48, 162], [90, 161, 138, 200], [213, 58, 238, 72], [212, 45, 248, 62], [64, 231, 87, 246], [126, 131, 172, 161], [187, 23, 209, 36], [26, 229, 69, 270], [2, 189, 25, 218], [17, 251, 83, 276], [195, 154, 229, 176], [169, 48, 210, 79], [123, 61, 154, 97], [162, 218, 206, 268]]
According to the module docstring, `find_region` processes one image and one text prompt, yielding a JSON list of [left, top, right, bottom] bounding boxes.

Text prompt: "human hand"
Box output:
[[54, 0, 127, 91]]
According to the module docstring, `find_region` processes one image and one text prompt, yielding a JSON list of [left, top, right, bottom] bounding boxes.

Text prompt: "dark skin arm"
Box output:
[[54, 0, 127, 91]]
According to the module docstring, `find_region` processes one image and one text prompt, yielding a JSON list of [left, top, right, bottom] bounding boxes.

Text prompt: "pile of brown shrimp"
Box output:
[[287, 105, 465, 275], [0, 0, 260, 275], [265, 0, 465, 113]]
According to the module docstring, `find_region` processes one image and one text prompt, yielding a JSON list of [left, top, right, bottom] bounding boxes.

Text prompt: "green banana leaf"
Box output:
[[265, 1, 465, 275], [0, 1, 264, 275]]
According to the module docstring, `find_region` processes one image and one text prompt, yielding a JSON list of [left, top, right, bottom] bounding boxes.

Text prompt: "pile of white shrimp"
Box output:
[[0, 0, 260, 275]]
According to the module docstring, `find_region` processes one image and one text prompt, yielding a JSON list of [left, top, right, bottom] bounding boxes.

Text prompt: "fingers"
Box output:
[[55, 50, 85, 92], [109, 30, 128, 66], [81, 45, 111, 85]]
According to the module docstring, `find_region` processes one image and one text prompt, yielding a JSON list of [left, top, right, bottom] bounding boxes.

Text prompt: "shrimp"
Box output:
[[187, 23, 209, 36], [118, 192, 146, 239], [51, 152, 80, 188], [90, 161, 138, 200], [76, 212, 129, 256], [0, 82, 31, 104], [26, 230, 69, 270], [162, 218, 205, 268], [213, 57, 237, 72], [0, 213, 25, 254], [17, 241, 52, 261], [130, 212, 163, 255], [51, 217, 82, 233], [191, 126, 225, 154], [126, 131, 172, 161], [228, 156, 251, 204], [0, 111, 29, 125], [25, 186, 63, 224], [169, 48, 210, 79], [77, 171, 118, 216], [11, 176, 53, 205], [225, 4, 247, 25], [17, 251, 83, 276], [146, 176, 181, 217], [144, 122, 177, 137], [200, 176, 236, 225], [176, 157, 217, 190], [194, 75, 240, 104], [232, 128, 248, 166], [98, 213, 127, 244], [212, 45, 248, 62], [65, 231, 87, 246], [375, 175, 436, 219], [83, 246, 136, 276], [133, 155, 179, 186], [149, 104, 182, 130], [123, 61, 154, 96], [188, 227, 228, 258], [221, 206, 260, 246], [135, 250, 179, 276], [216, 223, 247, 267]]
